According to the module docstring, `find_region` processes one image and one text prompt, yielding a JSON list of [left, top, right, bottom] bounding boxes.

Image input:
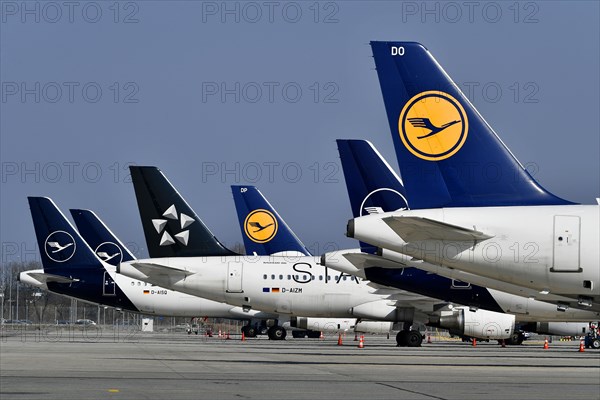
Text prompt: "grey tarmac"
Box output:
[[1, 330, 599, 400]]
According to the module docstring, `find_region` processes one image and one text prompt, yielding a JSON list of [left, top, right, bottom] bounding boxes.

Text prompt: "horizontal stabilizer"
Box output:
[[344, 252, 408, 270], [27, 272, 79, 284], [130, 262, 195, 278], [383, 216, 494, 242]]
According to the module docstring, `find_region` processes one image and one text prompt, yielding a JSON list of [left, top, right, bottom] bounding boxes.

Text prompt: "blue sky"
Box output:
[[1, 1, 599, 262]]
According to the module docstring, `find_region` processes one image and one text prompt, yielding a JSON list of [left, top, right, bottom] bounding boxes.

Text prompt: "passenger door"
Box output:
[[552, 215, 581, 272], [227, 262, 243, 293]]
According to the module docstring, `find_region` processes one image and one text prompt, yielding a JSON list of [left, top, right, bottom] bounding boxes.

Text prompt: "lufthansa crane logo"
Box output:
[[95, 242, 123, 266], [398, 91, 468, 161], [44, 230, 76, 263], [244, 209, 278, 243]]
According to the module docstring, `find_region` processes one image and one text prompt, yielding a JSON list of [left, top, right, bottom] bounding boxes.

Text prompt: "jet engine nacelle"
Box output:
[[290, 317, 355, 333], [350, 300, 414, 322], [354, 321, 393, 334], [523, 322, 591, 336], [436, 307, 515, 340]]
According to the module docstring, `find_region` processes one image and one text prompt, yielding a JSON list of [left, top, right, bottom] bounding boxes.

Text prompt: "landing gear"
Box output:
[[241, 325, 257, 338], [291, 330, 321, 338], [292, 330, 307, 338], [267, 326, 287, 340], [396, 330, 422, 347], [505, 332, 525, 346]]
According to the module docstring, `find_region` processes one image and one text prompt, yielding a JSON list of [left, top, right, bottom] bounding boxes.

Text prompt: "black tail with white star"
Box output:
[[129, 166, 237, 258]]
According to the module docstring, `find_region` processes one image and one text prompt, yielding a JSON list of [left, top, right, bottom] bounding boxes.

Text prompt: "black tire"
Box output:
[[396, 330, 408, 347], [591, 338, 600, 350], [292, 331, 307, 338], [406, 330, 423, 347], [268, 326, 286, 340], [246, 327, 257, 338], [506, 332, 524, 346]]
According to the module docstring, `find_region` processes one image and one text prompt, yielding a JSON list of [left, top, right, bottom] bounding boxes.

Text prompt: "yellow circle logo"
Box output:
[[398, 91, 469, 161], [244, 209, 278, 243]]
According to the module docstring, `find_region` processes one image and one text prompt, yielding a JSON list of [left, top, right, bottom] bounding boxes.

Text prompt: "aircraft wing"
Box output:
[[130, 262, 195, 278], [382, 216, 494, 242], [27, 272, 79, 284]]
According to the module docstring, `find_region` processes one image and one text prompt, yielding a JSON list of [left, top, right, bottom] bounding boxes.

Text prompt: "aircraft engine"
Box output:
[[522, 322, 590, 336], [435, 307, 515, 340]]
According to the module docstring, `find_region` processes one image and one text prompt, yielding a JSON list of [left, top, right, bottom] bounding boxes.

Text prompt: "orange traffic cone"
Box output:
[[218, 330, 222, 338], [358, 335, 364, 348], [578, 339, 585, 352], [226, 331, 231, 340], [427, 334, 432, 344], [337, 333, 343, 346], [241, 331, 246, 342], [543, 338, 549, 349], [472, 338, 477, 347], [319, 331, 324, 340]]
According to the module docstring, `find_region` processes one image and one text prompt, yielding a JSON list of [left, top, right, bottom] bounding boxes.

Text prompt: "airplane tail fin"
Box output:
[[129, 166, 237, 258], [70, 209, 136, 265], [231, 185, 311, 256], [28, 197, 101, 271], [370, 41, 573, 208], [337, 139, 409, 253]]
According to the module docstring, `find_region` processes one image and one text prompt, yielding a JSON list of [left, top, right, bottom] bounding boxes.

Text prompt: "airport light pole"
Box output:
[[32, 292, 42, 324], [15, 283, 19, 321]]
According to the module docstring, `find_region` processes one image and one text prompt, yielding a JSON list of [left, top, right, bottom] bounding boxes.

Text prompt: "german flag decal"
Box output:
[[143, 290, 150, 294]]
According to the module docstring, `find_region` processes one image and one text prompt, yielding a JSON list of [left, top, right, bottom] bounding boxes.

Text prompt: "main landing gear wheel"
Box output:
[[396, 330, 423, 347], [505, 332, 524, 346], [267, 326, 287, 340], [396, 330, 408, 346], [241, 326, 257, 338], [406, 330, 423, 347]]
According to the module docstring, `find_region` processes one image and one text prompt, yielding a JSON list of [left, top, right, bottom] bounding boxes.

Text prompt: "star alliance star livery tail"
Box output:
[[130, 166, 237, 258]]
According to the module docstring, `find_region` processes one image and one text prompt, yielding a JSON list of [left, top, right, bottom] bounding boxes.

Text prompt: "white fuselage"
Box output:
[[105, 266, 276, 318], [119, 255, 436, 320], [351, 205, 600, 311], [19, 267, 277, 319], [322, 249, 600, 322]]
